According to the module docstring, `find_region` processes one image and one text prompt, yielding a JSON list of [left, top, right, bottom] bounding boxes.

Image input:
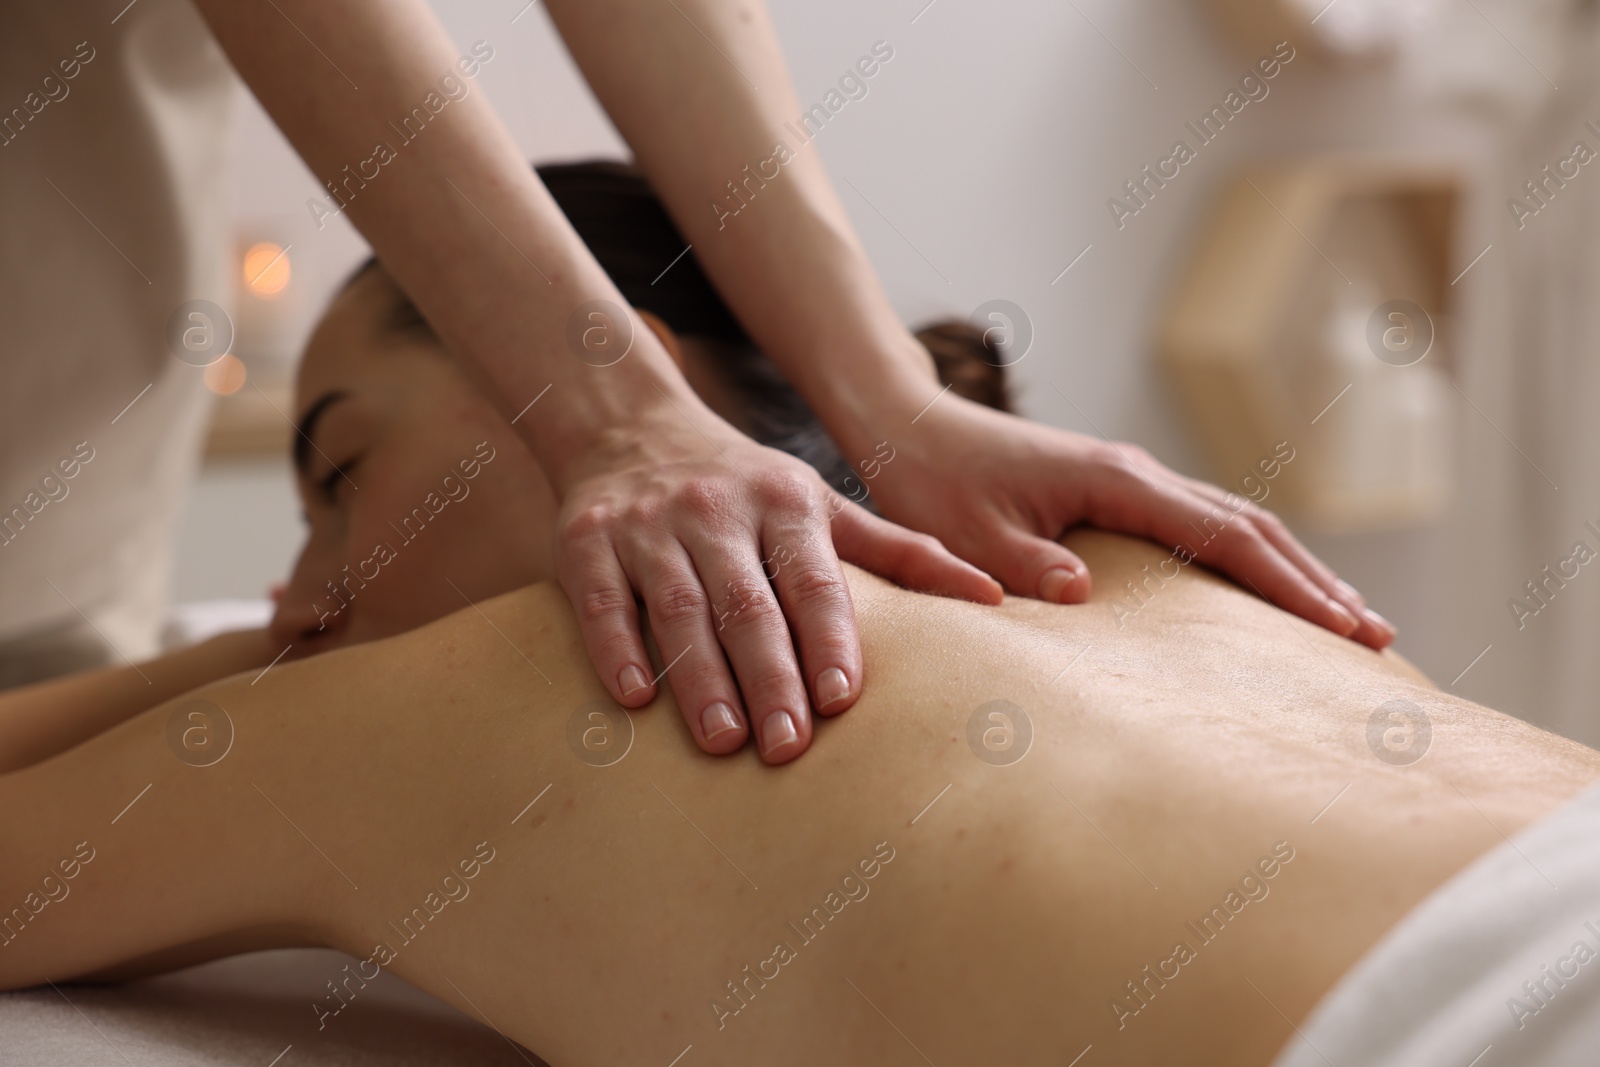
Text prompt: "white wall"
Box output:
[[179, 0, 1552, 726]]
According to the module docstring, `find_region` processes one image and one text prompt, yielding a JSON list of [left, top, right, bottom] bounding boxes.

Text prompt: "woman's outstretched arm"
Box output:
[[0, 580, 597, 996], [0, 661, 328, 990], [0, 628, 279, 774]]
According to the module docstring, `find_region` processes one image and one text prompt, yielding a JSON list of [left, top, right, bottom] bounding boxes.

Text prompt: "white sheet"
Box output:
[[1273, 779, 1600, 1067], [0, 948, 545, 1066]]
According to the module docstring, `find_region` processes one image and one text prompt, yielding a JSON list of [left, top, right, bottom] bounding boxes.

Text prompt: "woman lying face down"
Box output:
[[4, 501, 1597, 1066]]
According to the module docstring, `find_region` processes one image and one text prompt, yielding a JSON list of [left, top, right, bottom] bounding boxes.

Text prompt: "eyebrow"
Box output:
[[292, 390, 349, 475]]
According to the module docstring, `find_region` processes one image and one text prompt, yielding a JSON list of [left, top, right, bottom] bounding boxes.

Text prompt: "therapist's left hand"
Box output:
[[863, 393, 1395, 650]]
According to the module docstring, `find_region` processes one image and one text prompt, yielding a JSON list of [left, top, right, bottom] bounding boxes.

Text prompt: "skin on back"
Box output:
[[2, 531, 1594, 1067]]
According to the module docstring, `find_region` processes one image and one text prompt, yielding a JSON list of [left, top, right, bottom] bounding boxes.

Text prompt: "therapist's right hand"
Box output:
[[551, 406, 1002, 766]]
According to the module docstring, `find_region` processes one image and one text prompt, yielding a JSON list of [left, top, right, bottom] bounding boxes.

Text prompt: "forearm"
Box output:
[[545, 0, 942, 454], [190, 0, 705, 487], [0, 628, 279, 774]]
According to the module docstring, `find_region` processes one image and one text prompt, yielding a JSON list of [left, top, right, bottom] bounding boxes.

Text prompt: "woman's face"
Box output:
[[269, 269, 557, 655]]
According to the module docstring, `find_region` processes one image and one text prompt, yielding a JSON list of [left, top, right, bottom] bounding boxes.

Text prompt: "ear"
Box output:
[[636, 309, 683, 372]]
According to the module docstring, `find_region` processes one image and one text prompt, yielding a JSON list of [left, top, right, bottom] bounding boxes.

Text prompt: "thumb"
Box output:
[[830, 500, 1003, 604], [981, 524, 1092, 603]]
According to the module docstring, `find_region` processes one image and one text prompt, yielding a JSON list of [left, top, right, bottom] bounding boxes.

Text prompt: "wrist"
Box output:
[[511, 319, 713, 494], [812, 335, 942, 458], [537, 383, 727, 496]]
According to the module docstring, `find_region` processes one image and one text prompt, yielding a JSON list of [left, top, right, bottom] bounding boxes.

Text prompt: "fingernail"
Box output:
[[1363, 608, 1395, 635], [760, 710, 799, 756], [1336, 579, 1364, 603], [1326, 599, 1359, 636], [618, 664, 650, 696], [816, 667, 851, 711], [1038, 566, 1079, 603], [701, 702, 741, 742]]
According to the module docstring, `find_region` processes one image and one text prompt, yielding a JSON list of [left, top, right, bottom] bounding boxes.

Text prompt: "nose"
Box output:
[[269, 571, 351, 654]]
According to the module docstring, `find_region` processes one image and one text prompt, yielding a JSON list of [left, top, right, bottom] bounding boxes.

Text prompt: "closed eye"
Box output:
[[319, 458, 361, 504]]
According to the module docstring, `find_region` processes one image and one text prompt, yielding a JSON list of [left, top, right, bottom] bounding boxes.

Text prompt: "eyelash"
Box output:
[[320, 459, 358, 504]]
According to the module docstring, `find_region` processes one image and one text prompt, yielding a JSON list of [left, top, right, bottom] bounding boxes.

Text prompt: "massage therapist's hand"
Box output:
[[867, 393, 1395, 651], [552, 405, 1001, 765]]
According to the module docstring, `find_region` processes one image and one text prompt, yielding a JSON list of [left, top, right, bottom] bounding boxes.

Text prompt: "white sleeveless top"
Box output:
[[0, 0, 235, 678]]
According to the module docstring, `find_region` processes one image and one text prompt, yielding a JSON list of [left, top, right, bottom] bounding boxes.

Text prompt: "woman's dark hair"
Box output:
[[347, 160, 1012, 495]]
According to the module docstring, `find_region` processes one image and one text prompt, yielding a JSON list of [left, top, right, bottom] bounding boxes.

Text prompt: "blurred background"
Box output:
[[182, 0, 1600, 742]]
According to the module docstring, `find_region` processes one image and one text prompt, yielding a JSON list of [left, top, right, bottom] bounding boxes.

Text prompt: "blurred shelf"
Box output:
[[1208, 0, 1423, 63], [1159, 158, 1460, 533]]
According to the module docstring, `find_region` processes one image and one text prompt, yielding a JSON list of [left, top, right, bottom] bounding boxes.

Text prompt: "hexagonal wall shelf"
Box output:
[[1158, 160, 1460, 532], [1207, 0, 1441, 63]]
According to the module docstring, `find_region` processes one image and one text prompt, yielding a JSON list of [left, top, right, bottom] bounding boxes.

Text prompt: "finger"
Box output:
[[830, 501, 1004, 605], [1205, 489, 1391, 649], [621, 543, 752, 756], [1213, 493, 1392, 652], [964, 518, 1093, 604], [1183, 479, 1394, 650], [556, 536, 659, 709], [759, 516, 862, 721], [1180, 504, 1359, 638], [682, 528, 814, 763], [1182, 478, 1355, 592], [1090, 470, 1361, 640]]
